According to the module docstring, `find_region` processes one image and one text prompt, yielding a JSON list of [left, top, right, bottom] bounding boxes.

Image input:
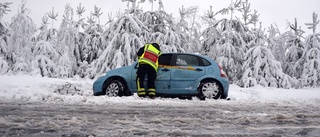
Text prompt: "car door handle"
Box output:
[[162, 68, 170, 72], [195, 68, 203, 71]]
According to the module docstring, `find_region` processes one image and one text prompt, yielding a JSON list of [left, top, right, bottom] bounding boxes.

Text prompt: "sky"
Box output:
[[1, 0, 320, 34]]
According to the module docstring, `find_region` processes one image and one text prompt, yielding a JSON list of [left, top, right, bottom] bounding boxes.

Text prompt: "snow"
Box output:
[[1, 74, 320, 105], [1, 75, 320, 136], [1, 74, 320, 112]]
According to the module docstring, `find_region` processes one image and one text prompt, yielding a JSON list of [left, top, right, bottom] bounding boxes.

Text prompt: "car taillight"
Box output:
[[218, 65, 227, 78]]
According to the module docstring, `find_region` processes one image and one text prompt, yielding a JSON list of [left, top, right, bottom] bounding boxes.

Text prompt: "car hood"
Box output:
[[104, 63, 135, 76]]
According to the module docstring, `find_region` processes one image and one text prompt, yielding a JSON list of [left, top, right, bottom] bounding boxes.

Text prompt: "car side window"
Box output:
[[158, 54, 173, 66], [175, 55, 199, 66]]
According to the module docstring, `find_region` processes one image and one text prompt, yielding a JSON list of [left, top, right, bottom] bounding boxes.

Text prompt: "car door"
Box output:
[[170, 54, 206, 94], [131, 54, 173, 94], [155, 54, 173, 93]]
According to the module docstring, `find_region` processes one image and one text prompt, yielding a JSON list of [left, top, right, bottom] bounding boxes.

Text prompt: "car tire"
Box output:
[[103, 79, 125, 97], [198, 80, 222, 100]]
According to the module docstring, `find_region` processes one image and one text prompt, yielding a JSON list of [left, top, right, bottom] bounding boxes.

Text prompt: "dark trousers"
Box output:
[[136, 64, 156, 95]]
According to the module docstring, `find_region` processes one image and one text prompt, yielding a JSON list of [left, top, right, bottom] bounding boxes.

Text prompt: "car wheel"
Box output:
[[198, 80, 222, 100], [103, 79, 125, 97]]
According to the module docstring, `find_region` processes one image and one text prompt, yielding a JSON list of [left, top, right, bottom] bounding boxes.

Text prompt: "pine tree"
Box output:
[[82, 9, 104, 63], [240, 0, 259, 27], [305, 12, 319, 34], [300, 34, 320, 87], [77, 13, 105, 78], [0, 23, 9, 74], [89, 15, 146, 78], [55, 4, 77, 78], [159, 29, 183, 53], [300, 12, 320, 87], [237, 25, 292, 88], [87, 0, 181, 78], [139, 9, 183, 53], [206, 0, 248, 83], [45, 7, 59, 47], [123, 0, 143, 16], [0, 2, 12, 74], [201, 6, 221, 55], [31, 15, 59, 77], [176, 6, 201, 53], [0, 2, 11, 19], [74, 3, 90, 78], [9, 1, 35, 73], [47, 7, 58, 30], [267, 24, 286, 66], [283, 18, 305, 79]]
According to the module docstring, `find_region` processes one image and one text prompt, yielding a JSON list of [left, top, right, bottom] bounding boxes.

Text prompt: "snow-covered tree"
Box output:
[[0, 56, 9, 74], [9, 1, 35, 73], [201, 6, 221, 54], [77, 15, 105, 78], [139, 0, 164, 12], [0, 2, 12, 74], [212, 18, 251, 83], [55, 4, 77, 78], [300, 12, 320, 87], [283, 18, 305, 78], [140, 10, 183, 53], [91, 5, 103, 24], [47, 7, 58, 29], [74, 3, 88, 59], [240, 0, 259, 28], [267, 24, 286, 66], [123, 0, 143, 16], [0, 2, 11, 19], [31, 15, 59, 77], [80, 12, 105, 64], [44, 8, 59, 46], [175, 6, 201, 53], [305, 12, 319, 34], [90, 15, 146, 78], [0, 22, 10, 74], [73, 3, 90, 78], [238, 26, 292, 88], [158, 29, 183, 53], [214, 20, 246, 82], [201, 0, 257, 83], [31, 41, 59, 77], [300, 34, 320, 87]]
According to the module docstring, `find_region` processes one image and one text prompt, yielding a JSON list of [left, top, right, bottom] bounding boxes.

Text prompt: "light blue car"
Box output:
[[93, 53, 229, 100]]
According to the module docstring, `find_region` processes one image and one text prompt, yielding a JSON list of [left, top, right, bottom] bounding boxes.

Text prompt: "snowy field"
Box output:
[[1, 75, 320, 136]]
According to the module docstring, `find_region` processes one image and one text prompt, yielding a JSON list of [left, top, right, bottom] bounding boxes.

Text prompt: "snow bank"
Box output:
[[0, 75, 320, 106]]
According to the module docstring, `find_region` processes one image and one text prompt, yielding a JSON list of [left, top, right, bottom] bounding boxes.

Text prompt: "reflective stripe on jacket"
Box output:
[[138, 44, 161, 71]]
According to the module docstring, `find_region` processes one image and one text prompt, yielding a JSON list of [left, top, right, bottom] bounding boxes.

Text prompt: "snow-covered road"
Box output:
[[1, 100, 320, 137], [1, 75, 320, 136]]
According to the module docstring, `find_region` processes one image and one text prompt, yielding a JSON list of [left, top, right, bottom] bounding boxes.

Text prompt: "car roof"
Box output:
[[161, 52, 214, 62]]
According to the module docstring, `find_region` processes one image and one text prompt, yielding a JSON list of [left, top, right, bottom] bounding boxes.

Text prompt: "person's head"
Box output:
[[152, 43, 160, 48]]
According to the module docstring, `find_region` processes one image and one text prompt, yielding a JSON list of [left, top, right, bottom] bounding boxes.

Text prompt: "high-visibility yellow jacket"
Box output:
[[138, 43, 161, 71]]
